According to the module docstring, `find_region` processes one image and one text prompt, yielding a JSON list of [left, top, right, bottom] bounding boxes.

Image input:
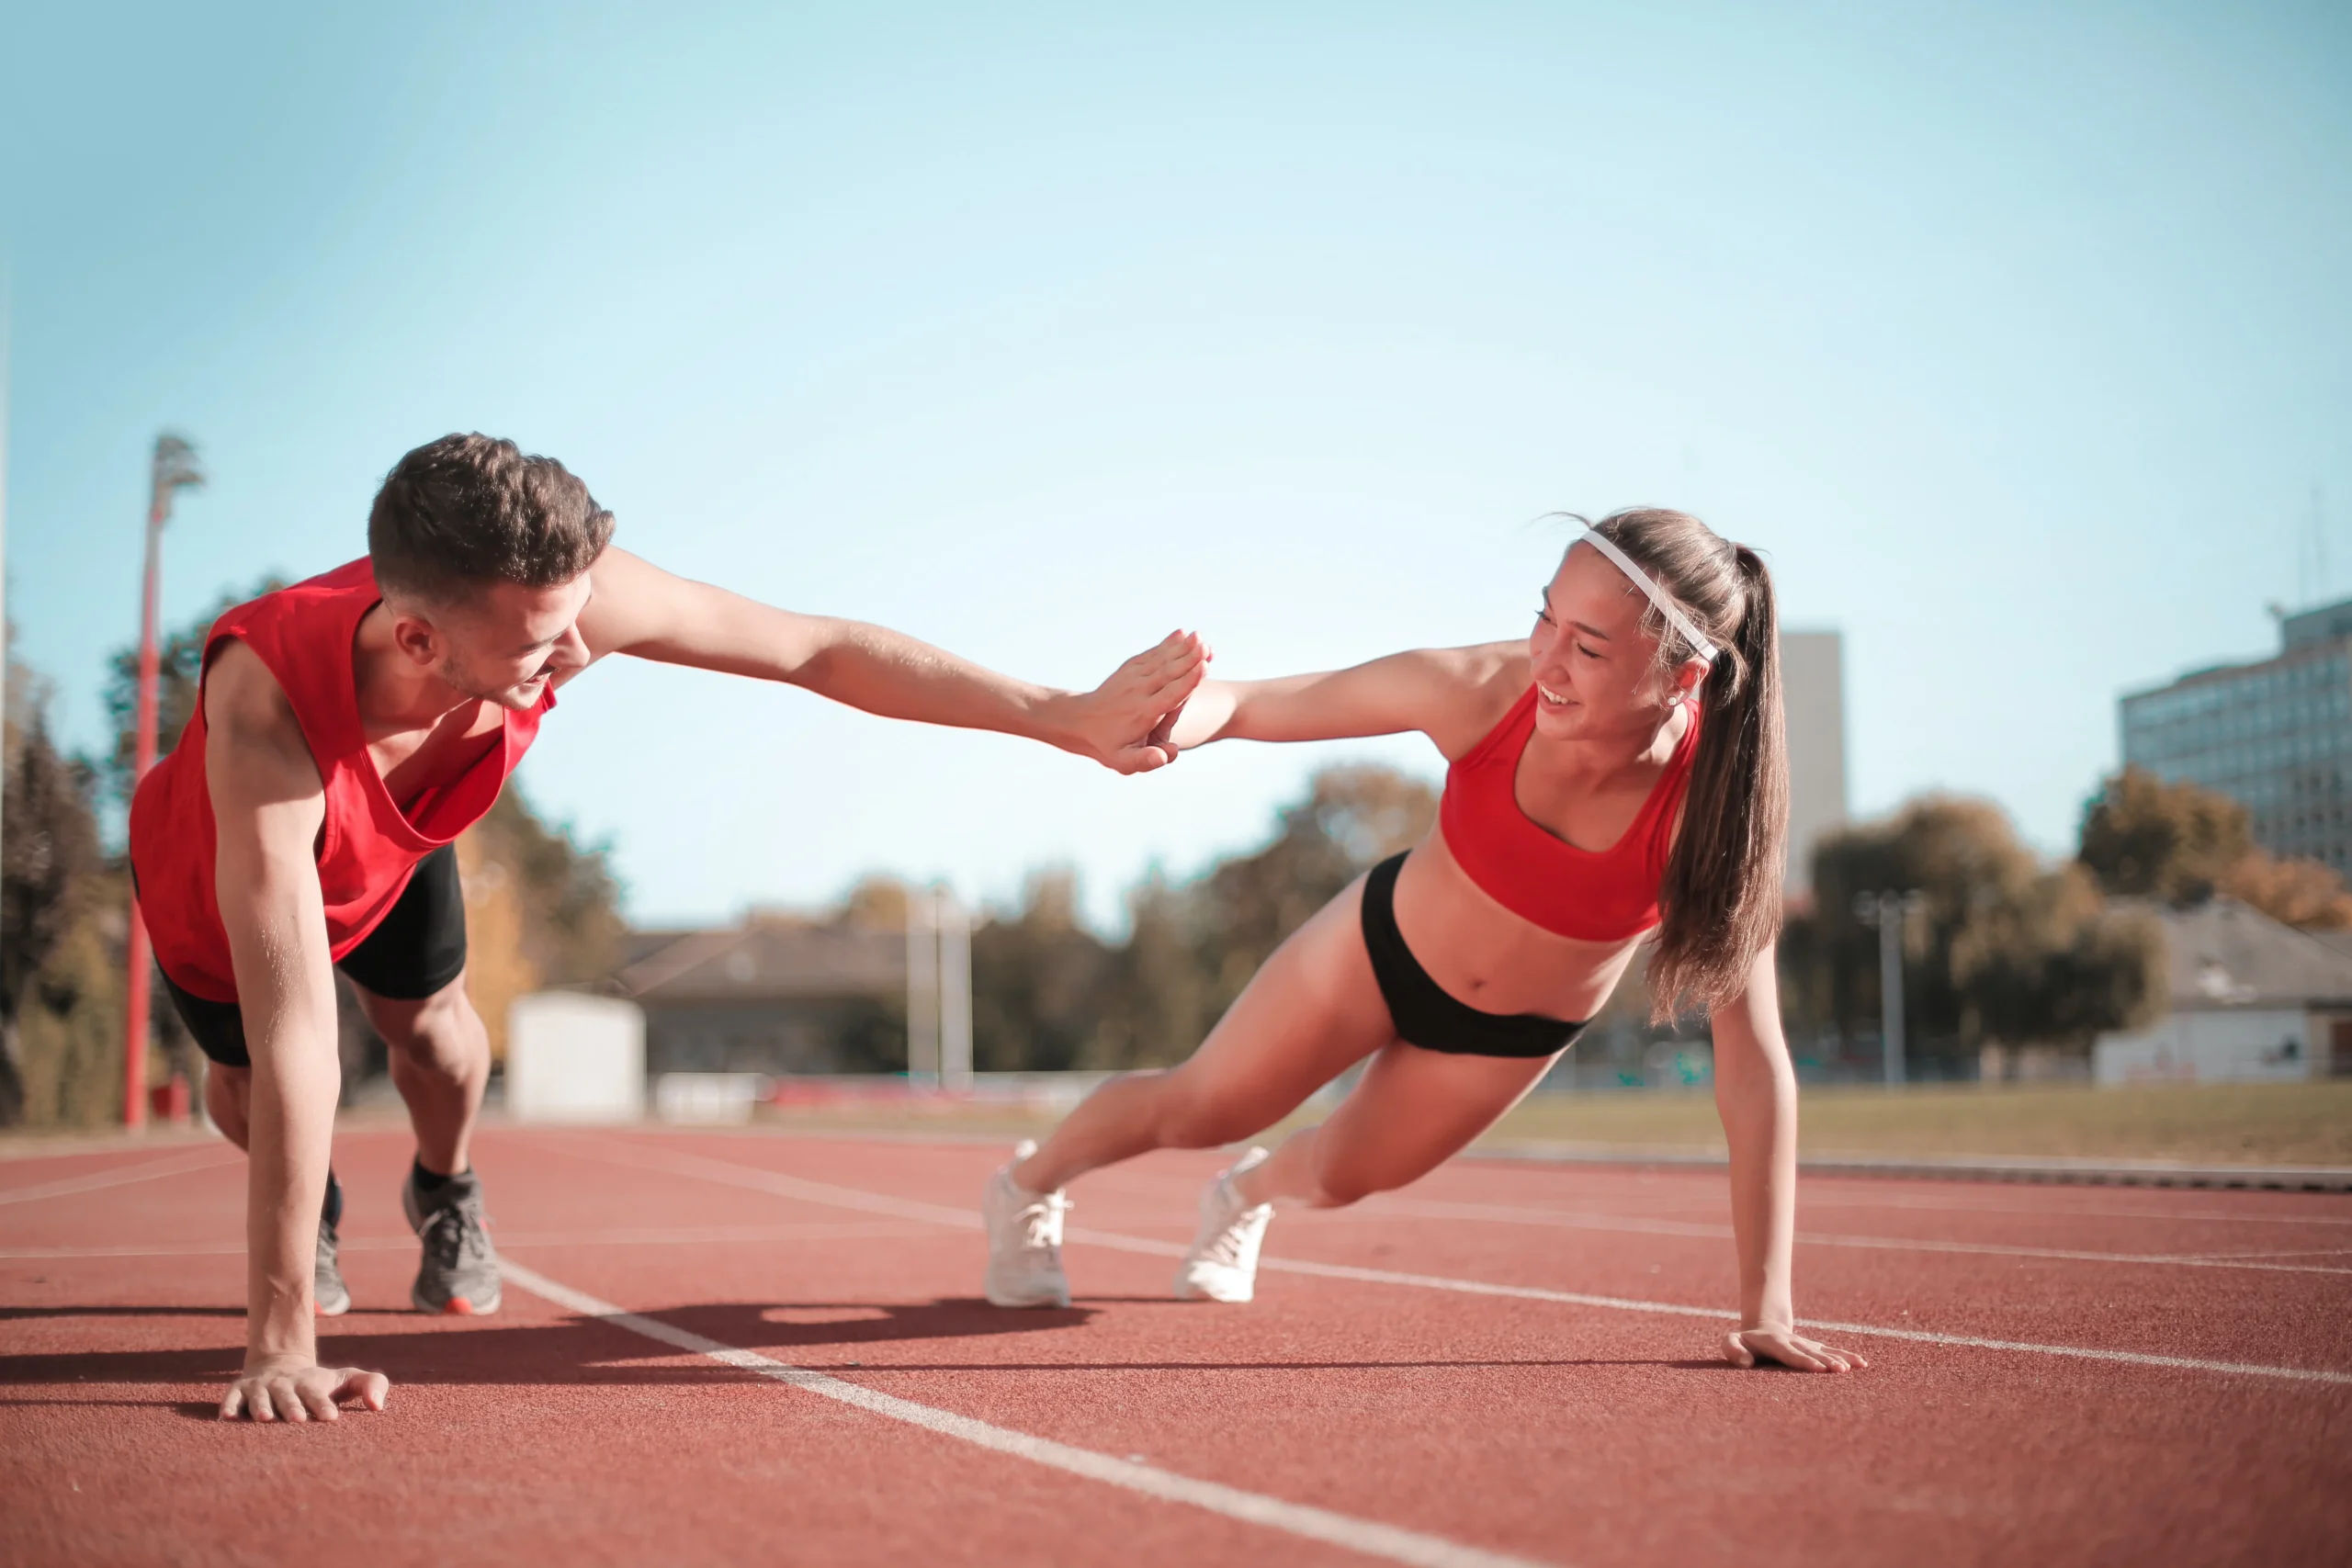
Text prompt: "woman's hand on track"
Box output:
[[1723, 1326, 1866, 1374], [219, 1357, 391, 1422], [1067, 630, 1211, 773]]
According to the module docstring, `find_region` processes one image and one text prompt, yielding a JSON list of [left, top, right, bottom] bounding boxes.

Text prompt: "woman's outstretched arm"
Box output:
[[1169, 642, 1527, 759], [1711, 947, 1867, 1373]]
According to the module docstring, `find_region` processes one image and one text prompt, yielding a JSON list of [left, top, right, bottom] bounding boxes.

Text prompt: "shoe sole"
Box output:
[[412, 1283, 503, 1316], [983, 1280, 1072, 1310], [314, 1296, 351, 1317], [1172, 1274, 1252, 1303], [405, 1175, 501, 1316]]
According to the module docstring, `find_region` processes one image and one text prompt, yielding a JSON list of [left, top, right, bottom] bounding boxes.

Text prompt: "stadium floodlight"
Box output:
[[121, 434, 204, 1129], [1853, 888, 1928, 1088]]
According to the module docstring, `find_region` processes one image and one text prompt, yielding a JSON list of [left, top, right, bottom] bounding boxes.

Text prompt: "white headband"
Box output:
[[1578, 527, 1718, 664]]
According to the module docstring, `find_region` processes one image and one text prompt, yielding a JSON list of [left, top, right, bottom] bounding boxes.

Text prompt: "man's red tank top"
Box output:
[[129, 559, 555, 1002], [1437, 687, 1700, 942]]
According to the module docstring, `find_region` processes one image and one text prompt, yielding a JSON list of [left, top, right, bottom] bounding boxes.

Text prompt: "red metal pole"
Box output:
[[122, 506, 164, 1130]]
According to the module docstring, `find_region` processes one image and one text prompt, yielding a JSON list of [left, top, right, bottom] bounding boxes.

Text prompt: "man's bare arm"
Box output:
[[205, 640, 389, 1421], [574, 547, 1205, 774]]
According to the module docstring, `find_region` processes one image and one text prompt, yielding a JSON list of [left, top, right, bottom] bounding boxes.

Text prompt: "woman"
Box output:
[[981, 508, 1862, 1373]]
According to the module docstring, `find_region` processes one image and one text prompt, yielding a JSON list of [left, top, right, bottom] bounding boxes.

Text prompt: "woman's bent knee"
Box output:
[[1304, 1172, 1376, 1209], [1305, 1145, 1401, 1210], [1149, 1077, 1262, 1152]]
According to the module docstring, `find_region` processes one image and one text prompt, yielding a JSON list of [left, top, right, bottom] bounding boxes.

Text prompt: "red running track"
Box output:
[[3, 1125, 2348, 1566]]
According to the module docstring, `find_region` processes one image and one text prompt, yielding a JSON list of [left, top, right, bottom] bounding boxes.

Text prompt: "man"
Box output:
[[128, 433, 1207, 1423]]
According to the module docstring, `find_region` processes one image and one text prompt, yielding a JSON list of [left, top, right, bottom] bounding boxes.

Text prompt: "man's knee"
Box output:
[[206, 1064, 253, 1146], [365, 976, 485, 1069]]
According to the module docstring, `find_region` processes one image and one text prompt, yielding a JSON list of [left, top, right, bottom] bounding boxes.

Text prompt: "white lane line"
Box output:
[[1804, 1198, 2352, 1229], [0, 1223, 941, 1261], [1359, 1197, 2352, 1276], [0, 1147, 238, 1207], [497, 1258, 1551, 1568], [1242, 1256, 2352, 1386], [566, 1137, 985, 1226], [2168, 1247, 2352, 1263], [1050, 1230, 2352, 1387], [558, 1135, 2352, 1388]]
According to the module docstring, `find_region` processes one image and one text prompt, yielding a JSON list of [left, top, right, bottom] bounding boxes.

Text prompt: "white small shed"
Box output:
[[2094, 898, 2352, 1086], [506, 993, 647, 1123]]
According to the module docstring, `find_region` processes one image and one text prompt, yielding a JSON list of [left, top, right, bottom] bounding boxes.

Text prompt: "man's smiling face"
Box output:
[[393, 572, 596, 712]]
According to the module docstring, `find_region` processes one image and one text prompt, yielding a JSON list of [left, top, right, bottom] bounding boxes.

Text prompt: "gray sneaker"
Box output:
[[313, 1213, 352, 1317], [402, 1167, 502, 1316]]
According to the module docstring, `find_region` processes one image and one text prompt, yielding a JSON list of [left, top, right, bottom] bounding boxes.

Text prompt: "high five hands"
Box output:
[[1063, 630, 1211, 774]]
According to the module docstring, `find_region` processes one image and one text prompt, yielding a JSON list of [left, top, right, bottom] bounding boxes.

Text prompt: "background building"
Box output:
[[2120, 597, 2352, 874], [617, 916, 906, 1077], [2092, 897, 2352, 1083], [1781, 629, 1849, 899]]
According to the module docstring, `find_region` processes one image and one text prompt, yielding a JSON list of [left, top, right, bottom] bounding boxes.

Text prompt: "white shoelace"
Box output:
[[1198, 1178, 1263, 1268], [1017, 1188, 1069, 1251]]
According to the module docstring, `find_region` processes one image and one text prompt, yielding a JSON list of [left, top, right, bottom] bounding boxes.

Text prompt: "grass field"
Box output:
[[741, 1080, 2352, 1168], [1485, 1079, 2352, 1166], [10, 1080, 2345, 1169]]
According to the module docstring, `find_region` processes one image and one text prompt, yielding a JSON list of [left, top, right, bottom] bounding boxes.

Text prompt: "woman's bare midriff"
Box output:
[[1388, 828, 1644, 1022]]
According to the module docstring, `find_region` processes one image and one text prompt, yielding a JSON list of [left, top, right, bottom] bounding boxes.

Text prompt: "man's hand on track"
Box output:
[[1723, 1326, 1866, 1374], [220, 1358, 390, 1422], [1070, 630, 1211, 774]]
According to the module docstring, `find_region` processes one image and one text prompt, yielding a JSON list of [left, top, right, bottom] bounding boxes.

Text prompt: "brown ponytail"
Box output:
[[1577, 511, 1789, 1018]]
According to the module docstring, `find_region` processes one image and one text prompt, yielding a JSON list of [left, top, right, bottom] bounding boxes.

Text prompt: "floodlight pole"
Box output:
[[121, 435, 202, 1129], [905, 886, 939, 1085], [1854, 888, 1926, 1088], [936, 884, 971, 1092]]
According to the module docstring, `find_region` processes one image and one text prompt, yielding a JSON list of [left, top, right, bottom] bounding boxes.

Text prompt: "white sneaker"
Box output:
[[983, 1140, 1072, 1309], [1174, 1147, 1273, 1303]]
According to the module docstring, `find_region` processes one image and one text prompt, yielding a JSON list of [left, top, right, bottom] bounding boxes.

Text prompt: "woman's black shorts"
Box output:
[[154, 844, 469, 1069], [1359, 852, 1587, 1059]]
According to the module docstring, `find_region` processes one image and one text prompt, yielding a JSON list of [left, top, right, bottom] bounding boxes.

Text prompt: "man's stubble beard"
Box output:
[[437, 656, 545, 714]]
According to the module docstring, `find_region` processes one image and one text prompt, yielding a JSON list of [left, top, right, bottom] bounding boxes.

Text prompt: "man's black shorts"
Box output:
[[158, 844, 469, 1069]]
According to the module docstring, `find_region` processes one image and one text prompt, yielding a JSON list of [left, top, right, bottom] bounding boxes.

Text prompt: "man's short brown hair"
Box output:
[[368, 434, 615, 603]]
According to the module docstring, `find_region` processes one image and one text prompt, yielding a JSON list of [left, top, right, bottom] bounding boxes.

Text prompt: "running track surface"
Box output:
[[4, 1126, 2348, 1567]]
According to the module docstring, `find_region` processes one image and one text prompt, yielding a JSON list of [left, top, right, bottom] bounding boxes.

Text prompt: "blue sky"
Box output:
[[5, 1, 2348, 928]]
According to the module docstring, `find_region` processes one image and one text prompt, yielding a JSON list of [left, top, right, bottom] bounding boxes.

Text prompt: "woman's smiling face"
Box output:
[[1526, 541, 1697, 744]]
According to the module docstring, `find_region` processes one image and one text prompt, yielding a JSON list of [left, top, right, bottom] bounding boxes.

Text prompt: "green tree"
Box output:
[[1088, 870, 1216, 1069], [971, 868, 1117, 1072], [3, 654, 128, 1127], [2078, 767, 2352, 928], [2079, 767, 2254, 901], [1798, 796, 2162, 1068]]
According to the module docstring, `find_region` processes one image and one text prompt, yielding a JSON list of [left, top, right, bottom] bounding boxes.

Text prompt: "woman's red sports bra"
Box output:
[[1437, 686, 1701, 941]]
